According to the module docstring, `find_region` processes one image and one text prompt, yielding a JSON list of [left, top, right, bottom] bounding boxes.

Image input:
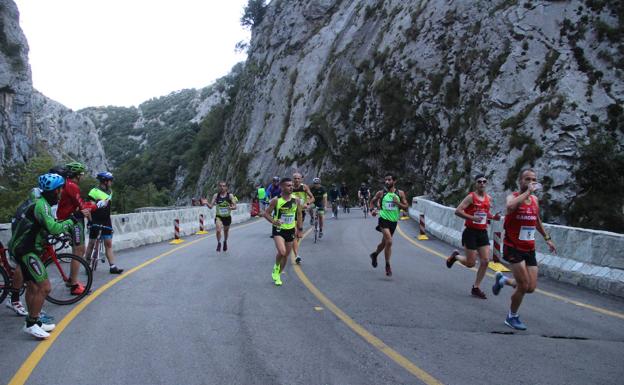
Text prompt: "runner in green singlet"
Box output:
[[369, 174, 409, 277], [291, 172, 314, 264], [263, 178, 303, 286]]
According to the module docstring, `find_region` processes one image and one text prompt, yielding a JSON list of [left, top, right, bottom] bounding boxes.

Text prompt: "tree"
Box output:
[[240, 0, 267, 29]]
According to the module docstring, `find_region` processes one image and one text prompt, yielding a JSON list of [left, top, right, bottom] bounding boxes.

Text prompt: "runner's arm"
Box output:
[[263, 198, 280, 226], [369, 191, 382, 211], [229, 194, 237, 210], [506, 186, 535, 214], [535, 199, 556, 253], [454, 194, 478, 221]]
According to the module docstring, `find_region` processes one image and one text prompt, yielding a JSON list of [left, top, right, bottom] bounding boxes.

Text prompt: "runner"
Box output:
[[206, 181, 237, 252], [56, 161, 97, 294], [263, 178, 303, 286], [446, 174, 501, 299], [309, 178, 327, 237], [492, 168, 557, 330], [266, 176, 281, 199], [85, 172, 123, 274], [256, 183, 268, 211], [369, 174, 409, 277], [291, 172, 314, 264], [8, 173, 77, 338]]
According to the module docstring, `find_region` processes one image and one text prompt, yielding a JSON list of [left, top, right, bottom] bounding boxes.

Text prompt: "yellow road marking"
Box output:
[[9, 220, 261, 385], [396, 223, 624, 321], [292, 228, 444, 385]]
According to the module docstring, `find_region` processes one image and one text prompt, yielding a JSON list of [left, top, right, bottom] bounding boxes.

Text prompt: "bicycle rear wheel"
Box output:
[[45, 253, 93, 305], [0, 266, 9, 304], [89, 240, 100, 272]]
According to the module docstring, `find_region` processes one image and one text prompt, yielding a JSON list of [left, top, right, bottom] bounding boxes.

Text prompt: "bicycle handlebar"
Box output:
[[88, 223, 114, 231]]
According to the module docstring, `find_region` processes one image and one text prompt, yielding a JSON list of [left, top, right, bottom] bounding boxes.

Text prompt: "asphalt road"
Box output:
[[1, 212, 623, 385]]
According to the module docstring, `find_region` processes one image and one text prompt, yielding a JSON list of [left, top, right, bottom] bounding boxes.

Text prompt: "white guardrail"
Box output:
[[409, 197, 624, 298]]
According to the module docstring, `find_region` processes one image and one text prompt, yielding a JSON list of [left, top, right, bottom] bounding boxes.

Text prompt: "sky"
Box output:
[[14, 0, 251, 109]]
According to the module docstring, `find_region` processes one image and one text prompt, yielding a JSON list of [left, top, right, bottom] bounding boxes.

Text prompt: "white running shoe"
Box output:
[[6, 299, 28, 316], [22, 323, 50, 339], [39, 322, 56, 332]]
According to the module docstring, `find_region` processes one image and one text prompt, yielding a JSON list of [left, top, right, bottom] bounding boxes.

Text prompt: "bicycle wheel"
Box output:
[[0, 266, 9, 304], [314, 217, 318, 243], [89, 240, 99, 272], [44, 253, 93, 305]]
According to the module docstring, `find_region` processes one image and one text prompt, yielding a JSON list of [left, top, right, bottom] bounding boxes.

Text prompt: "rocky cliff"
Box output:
[[0, 0, 108, 175], [190, 0, 622, 224]]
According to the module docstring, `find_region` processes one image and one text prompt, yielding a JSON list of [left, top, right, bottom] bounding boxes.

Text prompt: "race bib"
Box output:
[[519, 226, 536, 241], [280, 213, 295, 224], [383, 201, 396, 210], [218, 207, 230, 216], [473, 212, 487, 224]]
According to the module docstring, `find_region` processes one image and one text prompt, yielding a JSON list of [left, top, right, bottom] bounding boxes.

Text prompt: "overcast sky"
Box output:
[[14, 0, 251, 109]]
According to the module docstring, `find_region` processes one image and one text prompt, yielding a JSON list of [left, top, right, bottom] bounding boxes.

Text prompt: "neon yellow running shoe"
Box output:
[[275, 275, 283, 286], [271, 265, 279, 281]]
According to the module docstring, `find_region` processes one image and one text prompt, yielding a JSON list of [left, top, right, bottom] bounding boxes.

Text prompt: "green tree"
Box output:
[[240, 0, 267, 29], [0, 155, 54, 221]]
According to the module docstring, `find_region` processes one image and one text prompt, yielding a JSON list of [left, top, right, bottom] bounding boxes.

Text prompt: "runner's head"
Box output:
[[293, 172, 303, 187], [474, 174, 487, 192], [217, 181, 228, 193], [518, 168, 537, 192], [384, 173, 396, 189], [280, 177, 293, 194], [312, 177, 321, 186]]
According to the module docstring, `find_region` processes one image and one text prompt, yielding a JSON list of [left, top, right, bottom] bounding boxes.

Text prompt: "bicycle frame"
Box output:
[[87, 224, 113, 272]]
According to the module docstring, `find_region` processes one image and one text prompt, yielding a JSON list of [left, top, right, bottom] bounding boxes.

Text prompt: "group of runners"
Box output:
[[252, 168, 554, 331]]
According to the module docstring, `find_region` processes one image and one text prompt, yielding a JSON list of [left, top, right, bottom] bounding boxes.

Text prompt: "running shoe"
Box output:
[[70, 282, 85, 295], [223, 241, 228, 251], [39, 321, 56, 332], [385, 264, 392, 277], [109, 266, 124, 274], [216, 242, 221, 252], [471, 286, 487, 299], [275, 275, 283, 286], [370, 252, 378, 268], [446, 250, 459, 268], [5, 300, 28, 316], [492, 272, 505, 296], [271, 265, 279, 281], [295, 255, 302, 264], [319, 231, 323, 239], [505, 315, 527, 330], [22, 323, 50, 339]]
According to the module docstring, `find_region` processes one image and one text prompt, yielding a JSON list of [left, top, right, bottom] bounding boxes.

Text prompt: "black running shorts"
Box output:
[[216, 216, 232, 227], [272, 227, 295, 242], [503, 245, 537, 267], [376, 218, 397, 235], [461, 228, 490, 250]]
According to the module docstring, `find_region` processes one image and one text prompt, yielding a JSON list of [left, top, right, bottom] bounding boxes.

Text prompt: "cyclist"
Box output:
[[340, 182, 350, 213], [266, 176, 281, 199], [446, 174, 501, 299], [206, 181, 237, 252], [56, 161, 97, 295], [85, 172, 123, 274], [492, 168, 556, 330], [328, 184, 340, 218], [358, 183, 370, 209], [9, 173, 77, 339], [369, 174, 409, 277], [263, 177, 303, 286], [291, 172, 314, 264], [309, 178, 327, 238]]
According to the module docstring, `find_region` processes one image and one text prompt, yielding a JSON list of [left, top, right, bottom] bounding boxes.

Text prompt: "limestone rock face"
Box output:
[[196, 0, 623, 223], [0, 0, 108, 174]]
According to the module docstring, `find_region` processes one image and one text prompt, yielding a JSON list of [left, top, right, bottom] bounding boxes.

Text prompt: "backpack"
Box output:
[[8, 197, 41, 257]]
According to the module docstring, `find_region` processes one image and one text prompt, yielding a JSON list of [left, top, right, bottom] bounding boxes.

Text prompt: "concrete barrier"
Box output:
[[0, 204, 253, 253], [409, 197, 624, 298]]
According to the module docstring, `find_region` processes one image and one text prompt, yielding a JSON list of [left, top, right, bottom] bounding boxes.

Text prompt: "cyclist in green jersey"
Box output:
[[369, 174, 409, 277], [291, 172, 314, 264], [207, 181, 237, 252], [263, 178, 303, 286], [309, 177, 328, 238]]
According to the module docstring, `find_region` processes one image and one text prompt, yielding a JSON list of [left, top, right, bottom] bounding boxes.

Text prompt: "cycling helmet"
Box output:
[[96, 171, 114, 181], [65, 161, 87, 176], [272, 176, 280, 182], [361, 183, 366, 187], [313, 177, 321, 184], [38, 173, 65, 191]]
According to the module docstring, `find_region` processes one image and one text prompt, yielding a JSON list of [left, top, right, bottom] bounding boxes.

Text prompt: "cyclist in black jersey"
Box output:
[[358, 183, 370, 208], [206, 181, 236, 252], [309, 178, 327, 238]]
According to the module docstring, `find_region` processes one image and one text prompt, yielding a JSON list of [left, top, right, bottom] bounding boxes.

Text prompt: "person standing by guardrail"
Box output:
[[85, 172, 123, 274], [492, 168, 557, 331], [446, 174, 501, 299]]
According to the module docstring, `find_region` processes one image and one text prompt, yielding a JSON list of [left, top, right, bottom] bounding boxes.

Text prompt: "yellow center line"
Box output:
[[395, 223, 624, 321], [291, 227, 444, 385], [9, 219, 261, 385]]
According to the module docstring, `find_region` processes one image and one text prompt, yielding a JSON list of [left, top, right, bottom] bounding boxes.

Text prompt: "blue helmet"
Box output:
[[96, 171, 114, 181], [38, 173, 65, 191]]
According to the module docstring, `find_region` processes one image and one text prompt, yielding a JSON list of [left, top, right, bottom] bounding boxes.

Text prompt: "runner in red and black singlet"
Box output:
[[446, 174, 501, 299], [492, 168, 557, 331]]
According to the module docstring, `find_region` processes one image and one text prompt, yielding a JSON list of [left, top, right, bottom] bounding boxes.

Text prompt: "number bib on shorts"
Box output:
[[519, 226, 536, 241]]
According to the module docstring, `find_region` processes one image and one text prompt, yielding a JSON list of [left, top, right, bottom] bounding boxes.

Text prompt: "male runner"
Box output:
[[206, 181, 237, 252], [309, 178, 327, 238], [263, 178, 302, 286], [446, 174, 501, 299], [492, 168, 557, 330], [266, 176, 281, 199], [369, 174, 409, 277], [56, 161, 97, 294], [291, 172, 314, 264]]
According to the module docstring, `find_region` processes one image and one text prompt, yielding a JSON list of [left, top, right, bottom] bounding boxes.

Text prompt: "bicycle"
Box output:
[[360, 197, 369, 219], [312, 207, 321, 243], [331, 200, 339, 219], [87, 223, 113, 272], [341, 197, 350, 213], [0, 240, 25, 304]]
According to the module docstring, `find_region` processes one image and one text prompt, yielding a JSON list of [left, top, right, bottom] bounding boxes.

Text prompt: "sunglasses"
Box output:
[[476, 180, 487, 184]]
